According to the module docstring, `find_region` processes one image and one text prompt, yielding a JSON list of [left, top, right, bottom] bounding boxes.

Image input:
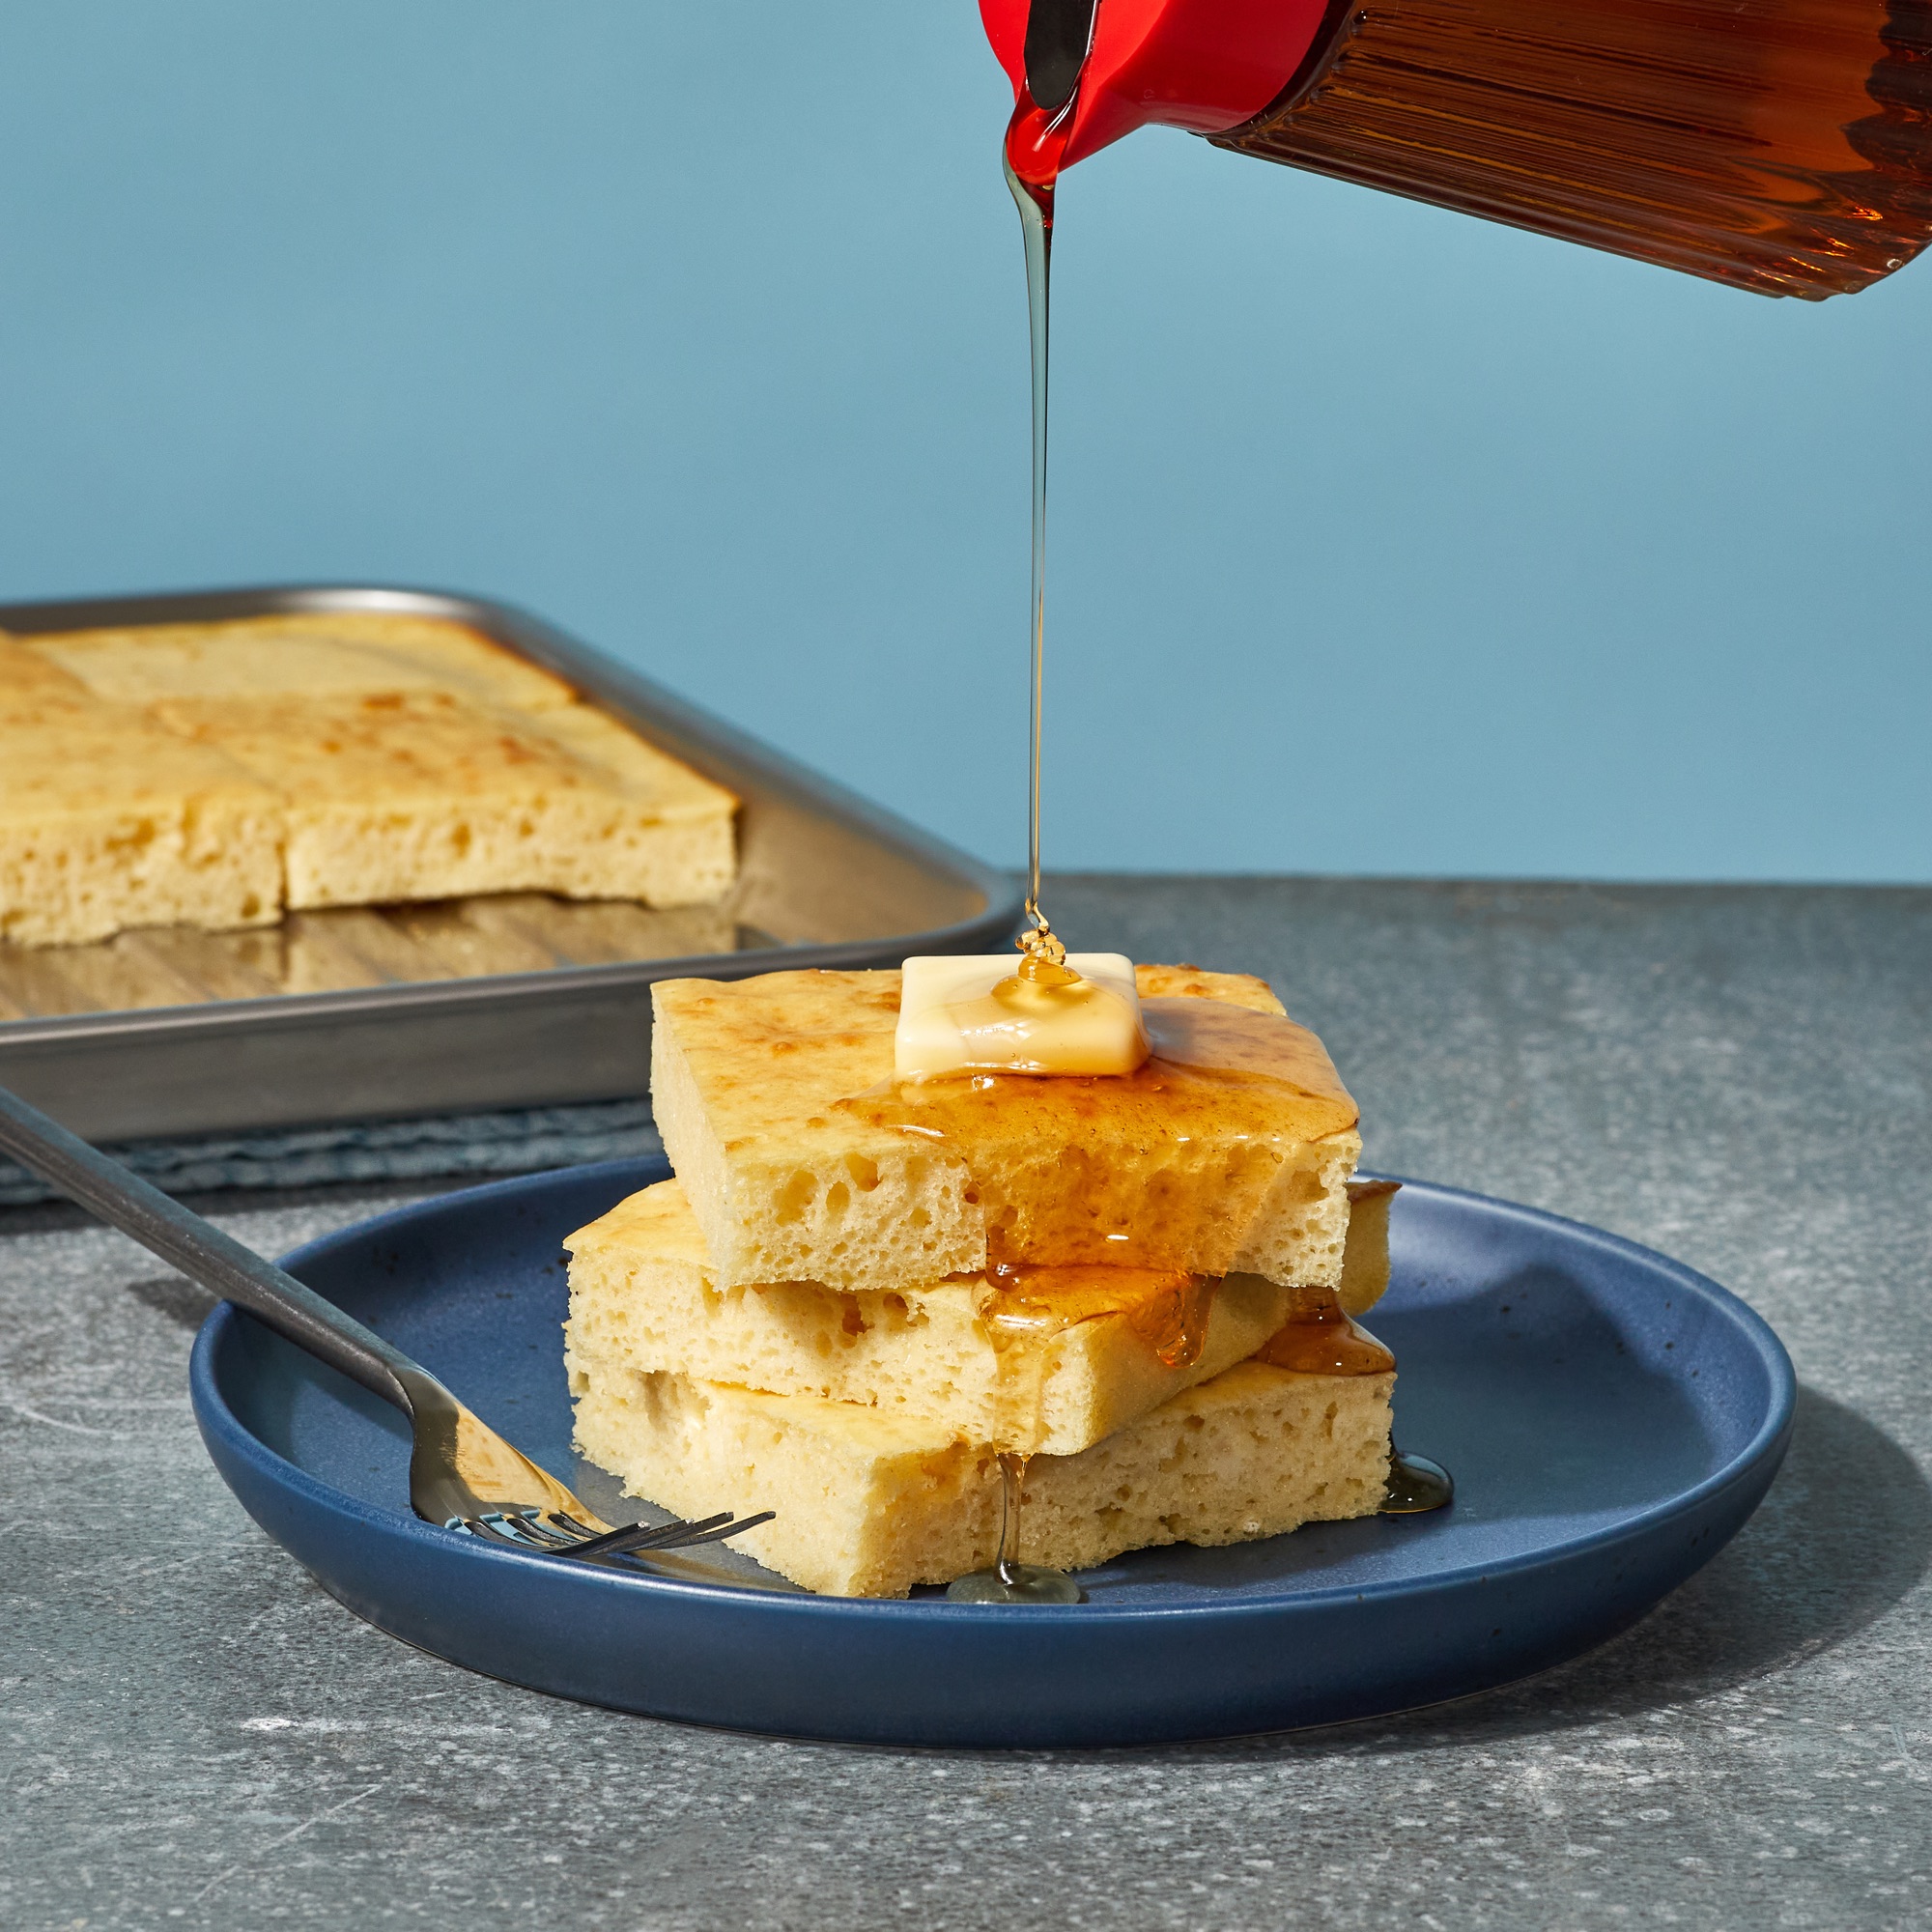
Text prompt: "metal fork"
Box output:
[[0, 1082, 772, 1569]]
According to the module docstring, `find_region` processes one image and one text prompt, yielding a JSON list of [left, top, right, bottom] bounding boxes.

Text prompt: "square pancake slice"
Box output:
[[564, 1176, 1302, 1457], [650, 963, 1361, 1293], [154, 691, 735, 910], [0, 709, 281, 948], [0, 633, 102, 725], [570, 1351, 1394, 1598], [25, 610, 577, 712]]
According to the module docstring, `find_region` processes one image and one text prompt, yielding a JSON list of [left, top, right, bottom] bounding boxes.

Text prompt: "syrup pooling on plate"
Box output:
[[1382, 1450, 1455, 1515], [945, 1450, 1084, 1604], [846, 996, 1359, 1272]]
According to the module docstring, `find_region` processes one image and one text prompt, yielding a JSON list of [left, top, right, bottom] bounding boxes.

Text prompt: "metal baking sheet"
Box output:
[[0, 583, 1021, 1140]]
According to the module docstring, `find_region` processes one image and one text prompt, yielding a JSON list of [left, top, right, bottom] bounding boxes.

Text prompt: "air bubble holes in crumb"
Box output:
[[775, 1169, 816, 1224]]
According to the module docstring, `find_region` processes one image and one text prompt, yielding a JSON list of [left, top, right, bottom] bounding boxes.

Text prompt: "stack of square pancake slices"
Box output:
[[565, 961, 1400, 1597]]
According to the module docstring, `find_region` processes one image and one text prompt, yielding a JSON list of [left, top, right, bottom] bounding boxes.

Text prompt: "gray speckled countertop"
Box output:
[[4, 876, 1930, 1931]]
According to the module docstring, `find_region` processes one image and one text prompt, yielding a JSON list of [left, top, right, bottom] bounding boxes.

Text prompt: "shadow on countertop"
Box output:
[[1179, 1382, 1932, 1761]]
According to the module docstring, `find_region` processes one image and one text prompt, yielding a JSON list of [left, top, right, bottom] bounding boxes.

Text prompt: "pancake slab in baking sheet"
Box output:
[[0, 584, 1019, 1141]]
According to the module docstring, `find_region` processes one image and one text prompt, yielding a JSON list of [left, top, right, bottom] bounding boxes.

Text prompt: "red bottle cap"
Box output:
[[980, 0, 1332, 169]]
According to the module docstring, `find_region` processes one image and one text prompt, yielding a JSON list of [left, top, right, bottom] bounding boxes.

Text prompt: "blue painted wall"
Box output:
[[1, 3, 1925, 882]]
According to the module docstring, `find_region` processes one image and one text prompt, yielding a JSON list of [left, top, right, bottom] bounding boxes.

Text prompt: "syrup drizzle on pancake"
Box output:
[[1255, 1291, 1396, 1377], [980, 1261, 1218, 1368], [842, 997, 1357, 1276]]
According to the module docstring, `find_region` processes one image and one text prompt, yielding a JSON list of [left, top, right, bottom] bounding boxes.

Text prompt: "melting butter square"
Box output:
[[896, 951, 1145, 1078]]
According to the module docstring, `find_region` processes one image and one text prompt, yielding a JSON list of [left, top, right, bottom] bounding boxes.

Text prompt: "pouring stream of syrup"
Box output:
[[1006, 86, 1076, 968], [946, 1451, 1084, 1604]]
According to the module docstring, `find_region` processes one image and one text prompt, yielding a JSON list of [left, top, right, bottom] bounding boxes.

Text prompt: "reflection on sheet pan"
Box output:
[[0, 894, 747, 1020]]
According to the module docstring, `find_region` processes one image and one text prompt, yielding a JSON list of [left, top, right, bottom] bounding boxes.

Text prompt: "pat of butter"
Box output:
[[896, 953, 1150, 1080]]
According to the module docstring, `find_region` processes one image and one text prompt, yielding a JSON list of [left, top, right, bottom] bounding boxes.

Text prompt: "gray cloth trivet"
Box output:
[[0, 1098, 663, 1208]]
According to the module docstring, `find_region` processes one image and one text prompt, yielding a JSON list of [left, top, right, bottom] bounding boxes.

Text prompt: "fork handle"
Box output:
[[0, 1083, 417, 1412]]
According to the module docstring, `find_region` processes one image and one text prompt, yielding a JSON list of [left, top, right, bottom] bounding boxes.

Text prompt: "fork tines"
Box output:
[[460, 1508, 775, 1566]]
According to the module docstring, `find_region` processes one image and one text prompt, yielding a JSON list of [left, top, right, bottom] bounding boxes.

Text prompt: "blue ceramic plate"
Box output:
[[190, 1160, 1793, 1747]]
